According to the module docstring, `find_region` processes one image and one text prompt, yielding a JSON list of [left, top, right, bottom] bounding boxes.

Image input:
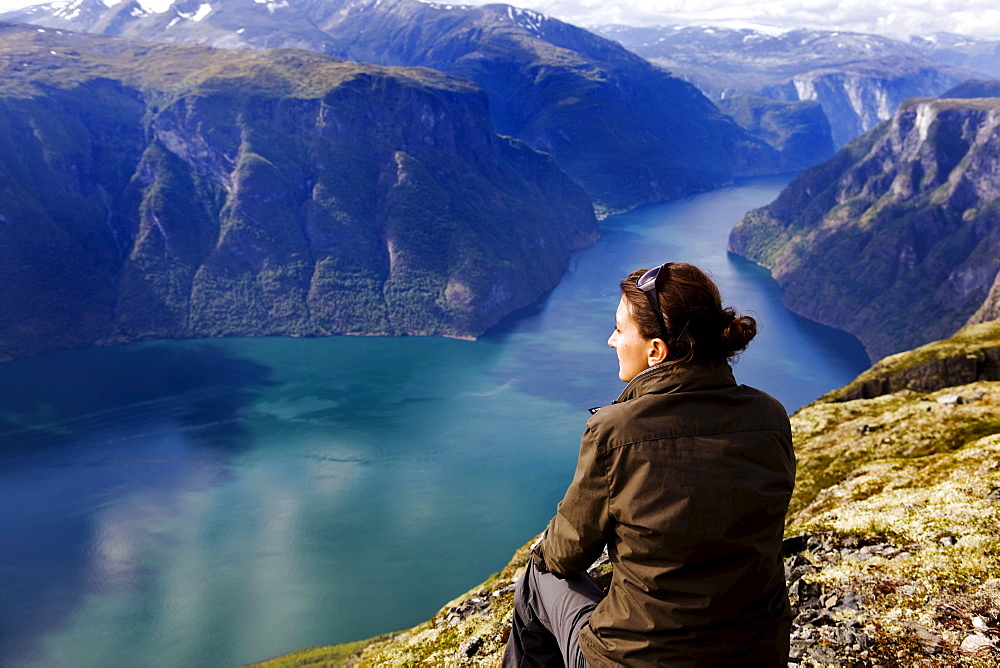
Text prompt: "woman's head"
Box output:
[[609, 262, 756, 380]]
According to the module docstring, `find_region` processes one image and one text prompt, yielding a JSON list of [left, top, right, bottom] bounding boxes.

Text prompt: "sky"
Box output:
[[1, 0, 999, 41], [487, 0, 1000, 40]]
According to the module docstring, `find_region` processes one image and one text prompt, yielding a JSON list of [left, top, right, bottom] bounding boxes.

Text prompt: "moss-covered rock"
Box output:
[[819, 320, 1000, 402]]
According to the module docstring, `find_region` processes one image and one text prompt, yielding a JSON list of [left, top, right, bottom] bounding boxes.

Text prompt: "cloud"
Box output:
[[469, 0, 1000, 40], [0, 0, 998, 40]]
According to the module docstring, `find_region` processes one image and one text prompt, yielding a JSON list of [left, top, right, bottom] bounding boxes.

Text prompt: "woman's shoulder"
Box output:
[[584, 381, 789, 452]]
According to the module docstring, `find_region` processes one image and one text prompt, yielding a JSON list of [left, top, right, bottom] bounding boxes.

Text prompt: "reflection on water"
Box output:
[[0, 176, 870, 667]]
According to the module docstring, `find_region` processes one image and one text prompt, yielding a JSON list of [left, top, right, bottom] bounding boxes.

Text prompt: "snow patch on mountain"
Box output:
[[135, 0, 173, 14], [177, 2, 210, 20], [504, 5, 548, 34], [415, 0, 470, 10], [252, 0, 287, 12]]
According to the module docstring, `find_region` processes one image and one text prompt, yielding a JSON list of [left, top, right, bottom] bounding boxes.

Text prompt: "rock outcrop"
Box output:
[[1, 0, 790, 211], [0, 23, 597, 361], [819, 320, 1000, 402], [759, 60, 970, 147], [729, 97, 1000, 360], [968, 270, 1000, 325]]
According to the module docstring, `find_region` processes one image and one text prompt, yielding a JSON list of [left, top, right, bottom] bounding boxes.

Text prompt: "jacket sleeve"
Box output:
[[533, 425, 610, 574]]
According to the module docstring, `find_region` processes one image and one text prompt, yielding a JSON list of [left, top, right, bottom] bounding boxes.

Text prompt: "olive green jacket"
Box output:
[[533, 360, 795, 666]]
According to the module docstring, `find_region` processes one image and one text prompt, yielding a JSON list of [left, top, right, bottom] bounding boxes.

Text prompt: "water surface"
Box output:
[[0, 176, 870, 666]]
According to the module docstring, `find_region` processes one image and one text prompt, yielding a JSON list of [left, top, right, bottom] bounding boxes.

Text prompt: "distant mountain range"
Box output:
[[597, 25, 990, 147], [4, 0, 999, 362], [729, 96, 1000, 360], [0, 0, 817, 210], [909, 33, 1000, 79], [0, 22, 598, 361]]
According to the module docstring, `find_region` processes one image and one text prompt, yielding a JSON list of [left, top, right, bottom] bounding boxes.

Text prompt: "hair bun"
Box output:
[[719, 311, 757, 357], [717, 309, 737, 328]]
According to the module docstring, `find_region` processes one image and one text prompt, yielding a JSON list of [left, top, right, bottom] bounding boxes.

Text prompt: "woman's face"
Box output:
[[608, 296, 657, 382]]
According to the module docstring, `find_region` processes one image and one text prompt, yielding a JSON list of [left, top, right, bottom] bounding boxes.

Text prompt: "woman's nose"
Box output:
[[608, 331, 616, 348]]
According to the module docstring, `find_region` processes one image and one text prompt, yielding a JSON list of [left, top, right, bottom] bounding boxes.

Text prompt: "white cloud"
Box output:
[[462, 0, 1000, 40], [0, 0, 998, 40]]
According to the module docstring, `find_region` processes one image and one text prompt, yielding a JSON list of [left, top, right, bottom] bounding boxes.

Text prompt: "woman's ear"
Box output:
[[647, 338, 668, 366]]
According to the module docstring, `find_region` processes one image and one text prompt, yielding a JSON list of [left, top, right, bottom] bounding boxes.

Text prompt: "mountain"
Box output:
[[910, 33, 1000, 79], [716, 95, 835, 171], [0, 0, 795, 211], [969, 269, 1000, 325], [0, 22, 597, 361], [254, 319, 1000, 666], [598, 25, 985, 147], [943, 78, 1000, 98], [729, 97, 1000, 361]]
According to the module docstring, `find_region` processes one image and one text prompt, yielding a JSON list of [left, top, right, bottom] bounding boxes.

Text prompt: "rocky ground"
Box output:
[[258, 323, 1000, 667]]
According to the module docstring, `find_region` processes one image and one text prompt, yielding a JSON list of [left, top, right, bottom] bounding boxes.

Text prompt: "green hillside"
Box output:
[[0, 22, 597, 360]]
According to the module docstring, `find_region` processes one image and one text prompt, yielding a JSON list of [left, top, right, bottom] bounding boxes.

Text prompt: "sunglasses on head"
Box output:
[[636, 264, 669, 341]]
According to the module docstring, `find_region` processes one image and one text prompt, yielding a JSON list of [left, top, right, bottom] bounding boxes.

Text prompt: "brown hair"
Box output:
[[620, 262, 757, 364]]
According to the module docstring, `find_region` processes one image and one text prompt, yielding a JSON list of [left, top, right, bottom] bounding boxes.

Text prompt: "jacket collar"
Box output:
[[612, 359, 737, 405]]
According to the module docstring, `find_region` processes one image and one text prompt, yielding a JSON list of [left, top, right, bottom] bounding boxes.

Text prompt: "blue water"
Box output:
[[0, 176, 869, 667]]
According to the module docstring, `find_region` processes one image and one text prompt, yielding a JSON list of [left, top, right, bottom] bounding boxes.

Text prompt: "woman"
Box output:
[[503, 262, 795, 666]]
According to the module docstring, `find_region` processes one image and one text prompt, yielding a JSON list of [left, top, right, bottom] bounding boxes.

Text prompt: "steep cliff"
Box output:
[[760, 59, 969, 147], [600, 26, 982, 148], [729, 97, 1000, 360], [968, 270, 1000, 325], [256, 323, 1000, 666], [1, 0, 787, 211], [0, 23, 597, 361]]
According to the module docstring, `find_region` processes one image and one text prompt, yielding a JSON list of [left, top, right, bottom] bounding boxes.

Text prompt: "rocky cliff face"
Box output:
[[1, 0, 789, 211], [729, 97, 1000, 360], [760, 59, 970, 146], [600, 26, 983, 149], [819, 320, 1000, 402], [968, 269, 1000, 325], [0, 23, 597, 361]]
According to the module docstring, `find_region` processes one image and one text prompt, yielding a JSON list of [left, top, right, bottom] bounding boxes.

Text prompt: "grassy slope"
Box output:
[[255, 320, 1000, 666]]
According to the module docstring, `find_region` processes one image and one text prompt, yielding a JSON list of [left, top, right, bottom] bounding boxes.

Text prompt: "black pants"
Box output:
[[502, 561, 605, 668]]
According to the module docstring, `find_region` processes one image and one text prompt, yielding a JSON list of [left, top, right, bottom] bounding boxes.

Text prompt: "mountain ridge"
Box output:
[[597, 25, 989, 148], [0, 22, 598, 361], [1, 0, 806, 210], [729, 96, 1000, 361]]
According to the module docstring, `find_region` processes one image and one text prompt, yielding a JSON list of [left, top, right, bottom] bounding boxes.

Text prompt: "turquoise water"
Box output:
[[0, 176, 869, 667]]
